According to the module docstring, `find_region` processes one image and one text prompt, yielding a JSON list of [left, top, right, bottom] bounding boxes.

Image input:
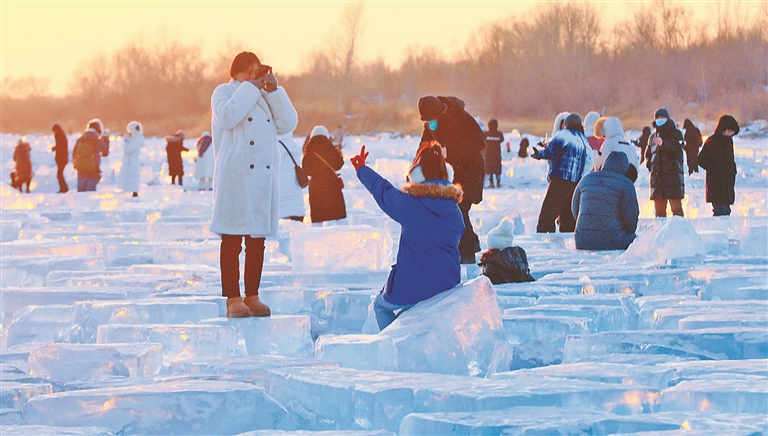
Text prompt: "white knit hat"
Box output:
[[486, 217, 514, 250], [310, 125, 329, 138]]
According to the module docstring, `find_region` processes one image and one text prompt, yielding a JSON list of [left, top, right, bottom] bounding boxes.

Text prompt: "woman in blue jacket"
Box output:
[[350, 144, 465, 330]]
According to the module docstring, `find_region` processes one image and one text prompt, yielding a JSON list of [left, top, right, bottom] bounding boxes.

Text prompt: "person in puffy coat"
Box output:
[[195, 132, 214, 191], [351, 143, 464, 331], [418, 95, 486, 264], [594, 117, 640, 182], [697, 115, 739, 216], [483, 119, 504, 188], [13, 139, 33, 193], [303, 125, 346, 224], [165, 130, 188, 185], [52, 124, 69, 193], [572, 151, 639, 250], [682, 119, 702, 175], [118, 121, 144, 197], [210, 51, 299, 318], [645, 108, 685, 217], [277, 131, 306, 221]]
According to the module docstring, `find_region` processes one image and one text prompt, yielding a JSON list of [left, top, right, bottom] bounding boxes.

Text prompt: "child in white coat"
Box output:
[[118, 121, 144, 197]]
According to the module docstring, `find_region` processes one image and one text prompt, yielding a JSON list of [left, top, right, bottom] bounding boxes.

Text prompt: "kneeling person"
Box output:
[[351, 144, 465, 331], [572, 151, 639, 250]]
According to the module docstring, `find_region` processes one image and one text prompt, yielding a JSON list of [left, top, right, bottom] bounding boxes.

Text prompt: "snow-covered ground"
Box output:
[[0, 125, 767, 435]]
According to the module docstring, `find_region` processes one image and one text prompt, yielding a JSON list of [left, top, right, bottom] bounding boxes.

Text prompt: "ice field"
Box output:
[[1, 124, 767, 435]]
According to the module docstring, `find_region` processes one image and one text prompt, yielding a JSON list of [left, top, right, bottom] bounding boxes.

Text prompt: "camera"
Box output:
[[255, 64, 272, 79]]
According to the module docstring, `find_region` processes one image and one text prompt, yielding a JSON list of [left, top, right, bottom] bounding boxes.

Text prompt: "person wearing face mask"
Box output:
[[417, 95, 486, 264], [210, 51, 298, 318], [645, 108, 685, 217], [697, 115, 740, 216]]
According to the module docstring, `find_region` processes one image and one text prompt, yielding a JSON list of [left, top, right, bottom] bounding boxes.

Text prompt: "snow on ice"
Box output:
[[0, 127, 767, 434]]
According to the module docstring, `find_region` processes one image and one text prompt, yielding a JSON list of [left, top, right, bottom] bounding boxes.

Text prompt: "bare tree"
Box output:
[[1, 76, 51, 99]]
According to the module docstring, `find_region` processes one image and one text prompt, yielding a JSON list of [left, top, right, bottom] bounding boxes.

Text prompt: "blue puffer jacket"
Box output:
[[571, 151, 639, 250], [537, 128, 590, 183], [357, 165, 465, 306]]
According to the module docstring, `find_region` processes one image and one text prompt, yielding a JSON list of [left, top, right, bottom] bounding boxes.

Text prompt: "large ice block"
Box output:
[[28, 344, 130, 382], [240, 431, 393, 436], [289, 225, 393, 273], [734, 284, 768, 300], [0, 408, 23, 425], [589, 411, 768, 435], [1, 255, 105, 278], [314, 334, 397, 371], [702, 271, 768, 300], [635, 295, 701, 328], [678, 312, 768, 330], [0, 382, 52, 409], [649, 301, 768, 330], [659, 358, 768, 379], [7, 305, 77, 346], [659, 373, 768, 414], [0, 287, 154, 322], [379, 276, 511, 377], [201, 315, 313, 358], [618, 216, 706, 264], [492, 362, 677, 390], [502, 314, 592, 344], [0, 425, 115, 435], [96, 324, 238, 363], [23, 380, 293, 434], [504, 304, 633, 332]]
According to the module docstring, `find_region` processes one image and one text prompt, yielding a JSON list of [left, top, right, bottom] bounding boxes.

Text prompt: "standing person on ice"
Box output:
[[195, 131, 214, 191], [645, 108, 685, 217], [302, 125, 347, 226], [483, 119, 504, 188], [118, 121, 144, 197], [12, 139, 33, 193], [697, 115, 740, 217], [531, 113, 590, 233], [72, 121, 109, 192], [682, 119, 703, 175], [418, 95, 485, 264], [51, 124, 69, 193], [210, 51, 298, 318], [593, 117, 640, 182], [165, 130, 189, 186], [351, 144, 464, 330]]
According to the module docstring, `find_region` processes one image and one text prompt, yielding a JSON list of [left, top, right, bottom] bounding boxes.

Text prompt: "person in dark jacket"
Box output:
[[518, 137, 530, 158], [351, 143, 464, 331], [303, 125, 347, 224], [165, 130, 188, 185], [697, 115, 739, 216], [418, 95, 485, 264], [72, 123, 109, 192], [682, 119, 702, 175], [633, 126, 651, 164], [484, 119, 504, 188], [51, 124, 69, 193], [531, 113, 590, 233], [572, 151, 639, 250], [12, 139, 33, 193], [645, 108, 685, 217]]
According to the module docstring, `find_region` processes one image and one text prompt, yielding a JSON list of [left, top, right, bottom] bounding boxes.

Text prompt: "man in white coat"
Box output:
[[211, 52, 298, 318], [118, 121, 143, 197]]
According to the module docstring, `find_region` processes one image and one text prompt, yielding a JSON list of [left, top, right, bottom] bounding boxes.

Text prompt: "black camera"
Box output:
[[255, 64, 272, 78]]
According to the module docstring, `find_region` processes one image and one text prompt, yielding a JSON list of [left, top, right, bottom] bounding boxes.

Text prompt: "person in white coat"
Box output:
[[594, 117, 640, 182], [118, 121, 143, 197], [277, 131, 306, 221], [195, 131, 214, 191], [211, 51, 298, 318]]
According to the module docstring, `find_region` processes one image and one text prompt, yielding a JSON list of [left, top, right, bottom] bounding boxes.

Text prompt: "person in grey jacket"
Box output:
[[571, 151, 639, 250]]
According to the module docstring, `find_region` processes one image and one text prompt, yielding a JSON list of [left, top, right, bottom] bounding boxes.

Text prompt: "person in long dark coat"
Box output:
[[303, 125, 347, 224], [645, 108, 685, 217], [52, 124, 69, 193], [518, 137, 530, 158], [13, 139, 33, 193], [483, 119, 504, 188], [697, 115, 740, 216], [417, 95, 485, 264], [683, 119, 703, 175], [165, 130, 189, 185], [634, 126, 651, 164]]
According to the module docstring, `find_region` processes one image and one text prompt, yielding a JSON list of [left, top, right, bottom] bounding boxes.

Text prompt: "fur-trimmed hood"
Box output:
[[402, 180, 463, 217]]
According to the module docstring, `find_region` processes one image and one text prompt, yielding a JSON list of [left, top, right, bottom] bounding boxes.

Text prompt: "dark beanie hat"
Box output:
[[564, 113, 582, 129], [418, 96, 446, 121], [654, 108, 670, 119]]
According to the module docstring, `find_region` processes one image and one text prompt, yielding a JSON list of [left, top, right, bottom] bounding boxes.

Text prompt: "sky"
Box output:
[[1, 1, 721, 97]]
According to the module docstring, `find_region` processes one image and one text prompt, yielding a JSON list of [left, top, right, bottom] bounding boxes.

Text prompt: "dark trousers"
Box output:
[[713, 204, 731, 216], [537, 177, 577, 233], [220, 234, 265, 298], [56, 163, 68, 193], [170, 175, 183, 185], [458, 200, 480, 257]]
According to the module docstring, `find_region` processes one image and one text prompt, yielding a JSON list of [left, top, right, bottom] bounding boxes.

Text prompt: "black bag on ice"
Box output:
[[478, 246, 535, 284]]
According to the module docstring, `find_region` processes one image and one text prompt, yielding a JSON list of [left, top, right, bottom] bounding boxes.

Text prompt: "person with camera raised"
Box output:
[[418, 95, 486, 264], [210, 52, 298, 318]]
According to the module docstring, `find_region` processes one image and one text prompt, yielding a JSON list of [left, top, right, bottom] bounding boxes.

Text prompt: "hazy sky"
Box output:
[[2, 1, 718, 96]]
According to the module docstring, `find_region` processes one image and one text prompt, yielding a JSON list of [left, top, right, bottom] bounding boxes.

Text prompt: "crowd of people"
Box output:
[[11, 50, 744, 321]]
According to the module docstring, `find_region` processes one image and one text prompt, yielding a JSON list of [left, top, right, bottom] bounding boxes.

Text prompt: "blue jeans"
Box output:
[[77, 174, 99, 192], [373, 292, 414, 331], [713, 204, 731, 216]]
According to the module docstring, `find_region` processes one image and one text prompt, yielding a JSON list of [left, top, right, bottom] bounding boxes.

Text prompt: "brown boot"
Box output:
[[244, 295, 271, 317], [226, 297, 251, 318]]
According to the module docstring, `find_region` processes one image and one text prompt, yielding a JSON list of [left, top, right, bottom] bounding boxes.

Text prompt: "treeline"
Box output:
[[2, 1, 766, 137]]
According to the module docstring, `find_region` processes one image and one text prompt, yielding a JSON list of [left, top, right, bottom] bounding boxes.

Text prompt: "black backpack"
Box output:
[[478, 246, 535, 284]]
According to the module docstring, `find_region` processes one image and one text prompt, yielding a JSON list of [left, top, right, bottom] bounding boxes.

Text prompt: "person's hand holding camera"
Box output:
[[262, 73, 278, 92]]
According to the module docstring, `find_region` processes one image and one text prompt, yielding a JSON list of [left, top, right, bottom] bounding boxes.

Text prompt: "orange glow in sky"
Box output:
[[2, 1, 712, 96]]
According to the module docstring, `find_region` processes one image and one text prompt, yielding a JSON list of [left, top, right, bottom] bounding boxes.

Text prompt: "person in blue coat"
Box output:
[[571, 151, 639, 250], [350, 143, 465, 330]]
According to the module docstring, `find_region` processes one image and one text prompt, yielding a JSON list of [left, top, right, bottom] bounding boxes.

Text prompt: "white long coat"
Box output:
[[277, 133, 306, 218], [118, 121, 144, 193], [210, 80, 298, 237], [195, 135, 214, 181]]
